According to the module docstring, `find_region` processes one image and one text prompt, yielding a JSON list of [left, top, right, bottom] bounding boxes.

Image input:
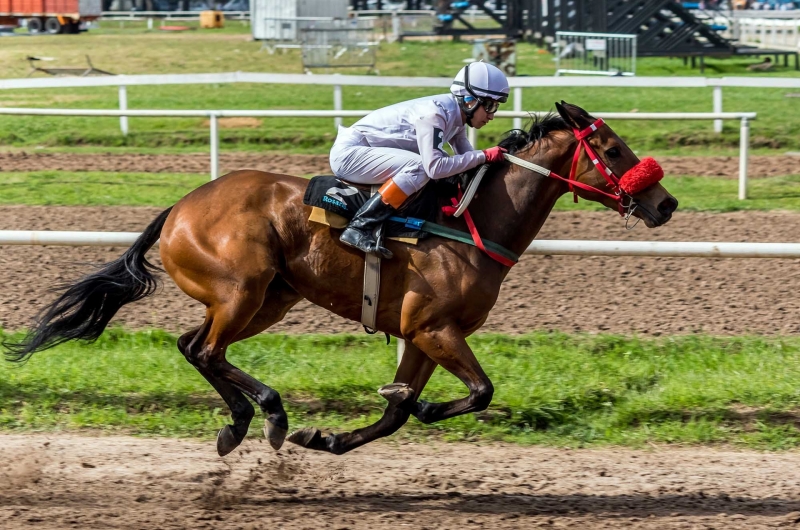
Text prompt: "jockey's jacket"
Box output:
[[344, 93, 486, 180]]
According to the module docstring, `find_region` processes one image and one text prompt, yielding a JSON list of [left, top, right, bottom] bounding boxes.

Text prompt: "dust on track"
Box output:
[[0, 433, 799, 529]]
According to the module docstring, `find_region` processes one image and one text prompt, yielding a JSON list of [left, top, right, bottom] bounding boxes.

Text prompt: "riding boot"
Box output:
[[340, 179, 408, 260]]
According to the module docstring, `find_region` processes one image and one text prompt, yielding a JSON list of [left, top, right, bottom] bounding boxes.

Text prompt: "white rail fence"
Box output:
[[0, 71, 795, 135], [0, 108, 757, 200], [3, 231, 797, 365], [100, 10, 250, 20], [735, 17, 800, 51], [3, 232, 800, 260]]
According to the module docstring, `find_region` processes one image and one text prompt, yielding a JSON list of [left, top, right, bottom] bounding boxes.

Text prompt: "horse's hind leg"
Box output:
[[186, 276, 302, 454], [178, 325, 255, 457], [287, 341, 437, 455], [226, 276, 304, 447]]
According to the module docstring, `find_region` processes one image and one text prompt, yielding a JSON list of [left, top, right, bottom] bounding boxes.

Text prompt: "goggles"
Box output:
[[464, 96, 501, 114]]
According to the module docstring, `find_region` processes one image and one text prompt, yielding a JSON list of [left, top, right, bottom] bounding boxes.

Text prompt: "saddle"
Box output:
[[303, 175, 460, 241], [303, 173, 472, 336]]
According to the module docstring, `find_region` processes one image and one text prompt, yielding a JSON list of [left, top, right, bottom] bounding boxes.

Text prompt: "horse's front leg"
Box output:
[[401, 322, 494, 425], [287, 341, 437, 454]]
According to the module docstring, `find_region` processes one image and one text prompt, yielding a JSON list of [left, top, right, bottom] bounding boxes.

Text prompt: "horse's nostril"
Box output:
[[658, 197, 678, 216]]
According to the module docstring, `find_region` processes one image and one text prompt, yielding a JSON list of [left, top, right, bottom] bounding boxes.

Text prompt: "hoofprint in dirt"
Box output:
[[1, 151, 799, 178], [2, 206, 800, 336], [1, 434, 800, 530]]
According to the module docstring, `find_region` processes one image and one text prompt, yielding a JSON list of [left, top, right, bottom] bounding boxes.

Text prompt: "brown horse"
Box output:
[[4, 102, 677, 456]]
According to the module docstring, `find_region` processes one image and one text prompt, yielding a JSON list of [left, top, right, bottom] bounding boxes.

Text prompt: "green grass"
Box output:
[[0, 171, 208, 206], [1, 34, 799, 154], [3, 329, 800, 450], [4, 171, 800, 212], [1, 82, 796, 155]]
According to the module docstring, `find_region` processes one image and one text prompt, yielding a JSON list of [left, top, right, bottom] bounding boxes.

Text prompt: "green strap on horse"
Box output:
[[388, 216, 520, 264]]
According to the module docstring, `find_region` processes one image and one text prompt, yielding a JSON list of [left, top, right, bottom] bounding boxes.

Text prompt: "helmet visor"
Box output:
[[465, 96, 501, 114], [482, 99, 501, 114]]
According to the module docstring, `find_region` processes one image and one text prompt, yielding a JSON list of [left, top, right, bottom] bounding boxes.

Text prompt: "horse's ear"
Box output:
[[555, 100, 593, 130]]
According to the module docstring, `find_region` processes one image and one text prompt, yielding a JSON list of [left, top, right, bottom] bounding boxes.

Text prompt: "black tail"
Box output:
[[3, 207, 173, 362]]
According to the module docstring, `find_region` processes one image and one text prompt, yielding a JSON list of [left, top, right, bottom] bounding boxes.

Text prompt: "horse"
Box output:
[[4, 102, 678, 457]]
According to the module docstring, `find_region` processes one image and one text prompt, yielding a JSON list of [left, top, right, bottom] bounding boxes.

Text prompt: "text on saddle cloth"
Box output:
[[303, 175, 448, 240]]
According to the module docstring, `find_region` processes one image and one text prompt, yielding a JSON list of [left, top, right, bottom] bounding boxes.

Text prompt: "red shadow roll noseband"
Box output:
[[567, 118, 664, 215], [618, 156, 665, 195]]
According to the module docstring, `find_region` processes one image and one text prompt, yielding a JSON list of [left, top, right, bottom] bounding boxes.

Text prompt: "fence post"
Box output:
[[713, 85, 722, 134], [739, 117, 749, 200], [513, 86, 522, 131], [396, 338, 404, 366], [333, 84, 343, 130], [391, 11, 400, 43], [210, 112, 219, 181], [118, 85, 128, 136], [468, 126, 477, 148]]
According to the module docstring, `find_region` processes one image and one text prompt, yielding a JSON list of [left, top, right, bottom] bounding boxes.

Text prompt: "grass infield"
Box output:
[[2, 171, 800, 212], [2, 330, 800, 450]]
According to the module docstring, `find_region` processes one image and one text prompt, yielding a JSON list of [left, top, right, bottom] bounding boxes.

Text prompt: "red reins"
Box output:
[[444, 117, 665, 267]]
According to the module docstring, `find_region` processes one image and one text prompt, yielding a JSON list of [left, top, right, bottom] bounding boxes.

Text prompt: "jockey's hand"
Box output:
[[483, 146, 508, 164]]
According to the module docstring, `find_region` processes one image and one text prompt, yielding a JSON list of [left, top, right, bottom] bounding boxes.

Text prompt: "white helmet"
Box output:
[[450, 62, 509, 103]]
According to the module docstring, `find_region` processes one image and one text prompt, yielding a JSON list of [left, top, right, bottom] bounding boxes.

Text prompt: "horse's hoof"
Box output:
[[287, 427, 323, 449], [378, 382, 415, 407], [264, 419, 287, 451], [216, 425, 243, 457]]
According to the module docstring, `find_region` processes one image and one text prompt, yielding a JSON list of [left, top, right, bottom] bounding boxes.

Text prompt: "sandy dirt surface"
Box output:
[[2, 205, 800, 336], [0, 151, 799, 178], [0, 151, 334, 176], [1, 433, 800, 529]]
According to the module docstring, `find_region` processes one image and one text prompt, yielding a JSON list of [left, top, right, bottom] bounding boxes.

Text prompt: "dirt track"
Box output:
[[2, 433, 800, 529], [1, 151, 799, 178], [2, 205, 800, 336], [3, 156, 800, 529]]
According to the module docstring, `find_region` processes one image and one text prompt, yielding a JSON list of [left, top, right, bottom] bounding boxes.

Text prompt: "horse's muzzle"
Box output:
[[656, 196, 679, 224], [639, 196, 678, 227], [638, 196, 678, 228]]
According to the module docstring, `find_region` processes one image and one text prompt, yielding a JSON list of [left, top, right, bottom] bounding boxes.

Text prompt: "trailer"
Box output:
[[0, 0, 102, 34]]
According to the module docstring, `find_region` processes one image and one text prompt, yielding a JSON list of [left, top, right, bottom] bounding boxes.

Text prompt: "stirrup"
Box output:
[[340, 228, 393, 259]]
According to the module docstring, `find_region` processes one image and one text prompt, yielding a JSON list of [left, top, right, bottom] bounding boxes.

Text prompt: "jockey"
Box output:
[[329, 61, 510, 259]]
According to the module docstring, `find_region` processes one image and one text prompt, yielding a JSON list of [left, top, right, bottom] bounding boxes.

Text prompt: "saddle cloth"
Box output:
[[303, 176, 447, 240]]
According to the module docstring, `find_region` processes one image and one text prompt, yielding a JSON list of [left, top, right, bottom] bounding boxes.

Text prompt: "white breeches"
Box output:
[[329, 127, 430, 196]]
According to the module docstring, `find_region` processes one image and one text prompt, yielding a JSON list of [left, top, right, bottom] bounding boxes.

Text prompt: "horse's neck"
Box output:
[[468, 137, 574, 259]]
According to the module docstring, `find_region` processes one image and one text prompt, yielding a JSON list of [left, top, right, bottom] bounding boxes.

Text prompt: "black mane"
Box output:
[[497, 113, 569, 154]]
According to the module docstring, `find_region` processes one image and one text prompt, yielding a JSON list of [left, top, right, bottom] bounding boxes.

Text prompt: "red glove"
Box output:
[[482, 146, 507, 164]]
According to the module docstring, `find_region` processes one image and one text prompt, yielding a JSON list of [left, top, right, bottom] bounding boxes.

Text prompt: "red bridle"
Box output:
[[543, 118, 664, 215], [442, 117, 666, 269]]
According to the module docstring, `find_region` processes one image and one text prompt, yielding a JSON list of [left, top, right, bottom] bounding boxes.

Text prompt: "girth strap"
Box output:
[[388, 216, 519, 265], [361, 185, 382, 334]]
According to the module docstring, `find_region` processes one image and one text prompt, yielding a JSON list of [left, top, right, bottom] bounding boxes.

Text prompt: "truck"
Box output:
[[0, 0, 102, 34]]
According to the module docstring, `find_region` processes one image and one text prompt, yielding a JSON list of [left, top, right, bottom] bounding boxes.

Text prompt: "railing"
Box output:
[[2, 233, 799, 260], [3, 230, 795, 365], [0, 108, 757, 200], [735, 17, 800, 51], [0, 71, 793, 135], [100, 10, 250, 19], [554, 31, 637, 77]]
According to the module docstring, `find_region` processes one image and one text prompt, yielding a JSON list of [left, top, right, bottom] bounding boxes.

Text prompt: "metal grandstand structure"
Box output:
[[349, 0, 797, 69]]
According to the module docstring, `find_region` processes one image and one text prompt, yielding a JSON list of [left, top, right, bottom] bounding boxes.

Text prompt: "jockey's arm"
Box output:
[[415, 113, 485, 180], [448, 128, 474, 156]]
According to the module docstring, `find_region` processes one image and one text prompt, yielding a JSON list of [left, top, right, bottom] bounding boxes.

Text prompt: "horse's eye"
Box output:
[[606, 147, 621, 159]]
